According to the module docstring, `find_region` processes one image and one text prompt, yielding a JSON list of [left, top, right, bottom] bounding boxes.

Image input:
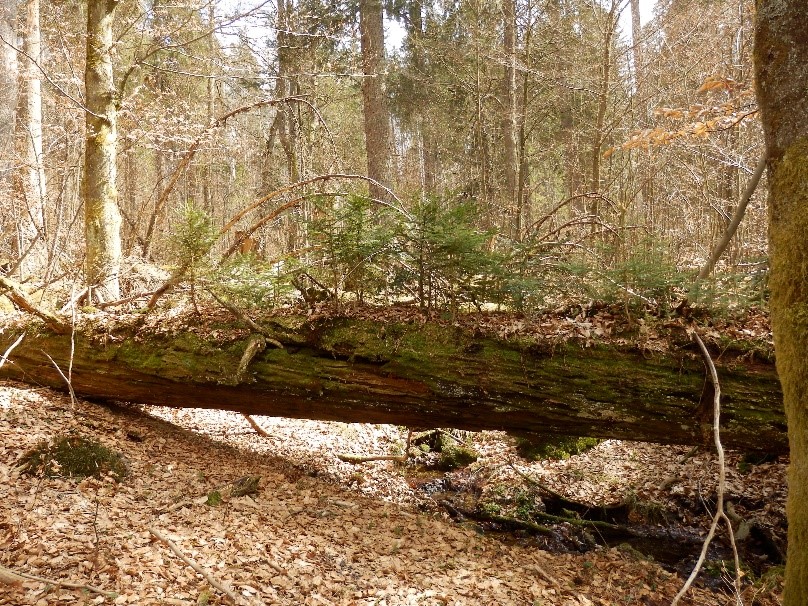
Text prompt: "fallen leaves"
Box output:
[[0, 379, 784, 605]]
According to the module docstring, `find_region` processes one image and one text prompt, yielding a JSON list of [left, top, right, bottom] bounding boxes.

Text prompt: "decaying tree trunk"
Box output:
[[0, 313, 785, 453]]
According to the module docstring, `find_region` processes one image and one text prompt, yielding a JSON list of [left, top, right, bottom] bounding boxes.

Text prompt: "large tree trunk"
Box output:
[[0, 314, 785, 453], [754, 4, 808, 603], [359, 0, 392, 200], [83, 0, 122, 302]]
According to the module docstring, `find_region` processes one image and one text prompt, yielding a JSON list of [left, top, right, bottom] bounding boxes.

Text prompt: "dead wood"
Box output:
[[0, 563, 114, 597], [148, 527, 244, 605], [0, 312, 786, 453], [0, 275, 69, 334]]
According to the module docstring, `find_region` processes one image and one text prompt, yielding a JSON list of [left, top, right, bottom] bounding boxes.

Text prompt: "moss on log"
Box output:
[[0, 312, 785, 453]]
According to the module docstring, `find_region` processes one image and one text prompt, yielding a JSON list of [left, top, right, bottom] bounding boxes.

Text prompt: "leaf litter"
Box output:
[[0, 378, 784, 605]]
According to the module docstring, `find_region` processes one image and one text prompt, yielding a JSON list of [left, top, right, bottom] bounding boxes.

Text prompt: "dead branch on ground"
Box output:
[[0, 563, 114, 597], [148, 527, 244, 605], [338, 429, 413, 463]]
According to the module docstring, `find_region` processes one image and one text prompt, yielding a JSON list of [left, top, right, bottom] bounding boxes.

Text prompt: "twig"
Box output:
[[148, 527, 242, 605], [43, 352, 77, 407], [337, 429, 413, 463], [206, 288, 284, 349], [243, 413, 270, 437], [508, 462, 569, 501], [0, 563, 114, 597], [672, 329, 743, 606], [0, 333, 25, 370]]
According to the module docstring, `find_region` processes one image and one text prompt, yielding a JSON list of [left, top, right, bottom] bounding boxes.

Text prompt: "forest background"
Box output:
[[0, 0, 766, 314]]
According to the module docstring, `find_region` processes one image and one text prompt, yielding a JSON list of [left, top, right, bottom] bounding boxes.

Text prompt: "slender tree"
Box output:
[[0, 0, 16, 176], [755, 2, 808, 604], [17, 0, 47, 275], [83, 0, 122, 301], [502, 0, 518, 233]]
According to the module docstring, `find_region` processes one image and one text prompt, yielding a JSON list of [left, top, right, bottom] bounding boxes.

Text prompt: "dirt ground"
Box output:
[[0, 380, 785, 605]]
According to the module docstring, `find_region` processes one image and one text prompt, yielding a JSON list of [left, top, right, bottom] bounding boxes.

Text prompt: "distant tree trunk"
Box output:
[[754, 3, 808, 604], [202, 0, 216, 212], [359, 0, 392, 200], [17, 0, 47, 276], [629, 0, 643, 101], [83, 0, 122, 301], [502, 0, 519, 235], [589, 0, 617, 218], [406, 0, 437, 194], [0, 0, 16, 178]]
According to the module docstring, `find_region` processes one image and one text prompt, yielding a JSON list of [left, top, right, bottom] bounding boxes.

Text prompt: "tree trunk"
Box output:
[[202, 0, 216, 213], [0, 314, 785, 454], [17, 0, 47, 277], [406, 0, 437, 194], [83, 0, 122, 302], [629, 0, 643, 104], [589, 0, 617, 216], [0, 0, 16, 179], [359, 0, 392, 200], [502, 0, 519, 235], [754, 3, 808, 603]]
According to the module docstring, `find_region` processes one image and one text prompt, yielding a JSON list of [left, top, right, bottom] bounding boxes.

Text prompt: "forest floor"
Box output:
[[0, 379, 787, 606]]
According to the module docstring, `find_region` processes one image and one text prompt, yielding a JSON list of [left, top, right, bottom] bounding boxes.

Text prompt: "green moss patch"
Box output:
[[516, 434, 601, 461], [19, 435, 128, 481]]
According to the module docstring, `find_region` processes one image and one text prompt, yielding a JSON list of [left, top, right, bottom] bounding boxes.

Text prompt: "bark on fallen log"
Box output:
[[0, 311, 786, 453]]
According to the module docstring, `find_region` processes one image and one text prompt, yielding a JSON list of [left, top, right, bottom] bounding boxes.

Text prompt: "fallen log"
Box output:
[[0, 309, 786, 453]]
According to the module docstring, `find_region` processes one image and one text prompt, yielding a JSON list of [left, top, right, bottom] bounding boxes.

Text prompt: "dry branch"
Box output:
[[0, 563, 114, 597], [242, 413, 270, 437], [148, 527, 243, 605], [338, 430, 413, 463], [0, 332, 24, 370], [0, 276, 69, 334], [698, 153, 767, 280]]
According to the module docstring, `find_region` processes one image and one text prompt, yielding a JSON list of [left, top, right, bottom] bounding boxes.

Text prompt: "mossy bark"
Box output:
[[0, 315, 785, 453], [755, 3, 808, 603], [83, 0, 122, 302]]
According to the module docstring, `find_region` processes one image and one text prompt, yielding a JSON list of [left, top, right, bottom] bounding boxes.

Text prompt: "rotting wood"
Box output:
[[0, 313, 786, 453]]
